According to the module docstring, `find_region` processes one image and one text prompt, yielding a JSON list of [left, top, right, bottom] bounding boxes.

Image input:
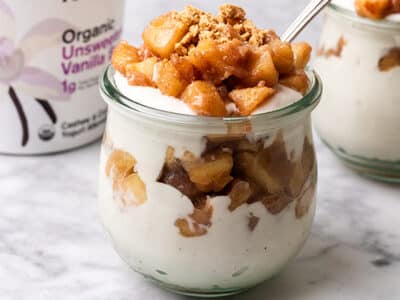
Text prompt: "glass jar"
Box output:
[[0, 0, 125, 155], [98, 65, 322, 297], [314, 4, 400, 182]]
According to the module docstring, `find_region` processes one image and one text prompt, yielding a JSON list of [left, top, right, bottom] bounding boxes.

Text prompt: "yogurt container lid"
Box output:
[[330, 0, 400, 23]]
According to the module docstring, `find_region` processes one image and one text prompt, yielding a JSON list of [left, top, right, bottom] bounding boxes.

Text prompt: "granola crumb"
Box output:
[[174, 4, 279, 55], [219, 4, 246, 23]]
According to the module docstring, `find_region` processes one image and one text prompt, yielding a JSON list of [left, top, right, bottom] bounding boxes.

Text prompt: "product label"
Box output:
[[0, 0, 125, 154]]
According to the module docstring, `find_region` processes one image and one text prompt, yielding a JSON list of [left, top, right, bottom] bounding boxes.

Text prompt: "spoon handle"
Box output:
[[281, 0, 331, 42]]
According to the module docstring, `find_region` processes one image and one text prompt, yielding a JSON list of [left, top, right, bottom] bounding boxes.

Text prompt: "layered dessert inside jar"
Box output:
[[314, 0, 400, 176], [98, 4, 320, 294]]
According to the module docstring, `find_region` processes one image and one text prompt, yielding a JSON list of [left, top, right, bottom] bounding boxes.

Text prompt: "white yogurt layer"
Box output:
[[332, 0, 400, 22], [114, 72, 303, 116], [314, 8, 400, 161]]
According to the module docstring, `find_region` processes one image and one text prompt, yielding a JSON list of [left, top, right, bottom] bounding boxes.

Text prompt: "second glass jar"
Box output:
[[314, 4, 400, 182]]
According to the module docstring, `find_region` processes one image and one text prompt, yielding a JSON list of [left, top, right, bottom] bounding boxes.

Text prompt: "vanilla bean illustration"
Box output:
[[8, 86, 29, 147], [35, 99, 57, 124]]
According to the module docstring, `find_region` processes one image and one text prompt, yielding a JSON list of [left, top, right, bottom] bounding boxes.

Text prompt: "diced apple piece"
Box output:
[[280, 71, 309, 95], [170, 55, 195, 83], [228, 180, 253, 211], [175, 218, 208, 237], [244, 47, 279, 87], [183, 151, 233, 193], [126, 71, 153, 87], [121, 174, 147, 206], [142, 12, 189, 58], [138, 44, 155, 60], [355, 0, 392, 19], [228, 86, 276, 116], [105, 150, 137, 179], [292, 42, 312, 69], [295, 185, 315, 218], [189, 201, 213, 225], [235, 152, 284, 194], [261, 194, 293, 215], [269, 40, 295, 75], [188, 39, 226, 84], [126, 57, 158, 84], [181, 81, 227, 116], [188, 39, 249, 84], [288, 161, 306, 197], [111, 41, 141, 76], [153, 60, 189, 97], [378, 48, 400, 72]]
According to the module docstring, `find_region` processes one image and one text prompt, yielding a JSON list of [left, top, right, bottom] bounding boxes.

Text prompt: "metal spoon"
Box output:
[[281, 0, 332, 42]]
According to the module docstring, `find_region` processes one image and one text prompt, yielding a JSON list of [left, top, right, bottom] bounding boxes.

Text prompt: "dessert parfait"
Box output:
[[99, 4, 322, 297], [314, 0, 400, 181]]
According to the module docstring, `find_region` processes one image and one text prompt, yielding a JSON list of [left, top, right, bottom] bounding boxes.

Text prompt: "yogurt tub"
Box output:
[[98, 65, 322, 297], [314, 1, 400, 181], [0, 0, 125, 155]]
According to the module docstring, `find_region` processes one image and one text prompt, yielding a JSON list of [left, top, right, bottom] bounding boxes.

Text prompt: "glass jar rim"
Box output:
[[100, 64, 322, 126], [328, 3, 400, 31]]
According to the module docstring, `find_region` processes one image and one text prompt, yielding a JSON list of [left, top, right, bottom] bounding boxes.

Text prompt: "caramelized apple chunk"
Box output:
[[105, 150, 147, 207], [244, 46, 279, 87], [105, 150, 137, 181], [295, 185, 315, 219], [126, 71, 153, 87], [228, 180, 253, 211], [229, 86, 276, 116], [126, 57, 158, 83], [175, 201, 213, 237], [181, 81, 227, 116], [121, 174, 148, 206], [153, 60, 190, 97], [234, 151, 284, 195], [355, 0, 392, 19], [188, 39, 249, 84], [183, 151, 234, 193], [292, 42, 312, 70], [261, 194, 293, 215], [378, 48, 400, 72], [280, 70, 309, 95], [269, 40, 295, 75], [170, 55, 196, 83], [143, 12, 190, 58], [112, 41, 141, 76]]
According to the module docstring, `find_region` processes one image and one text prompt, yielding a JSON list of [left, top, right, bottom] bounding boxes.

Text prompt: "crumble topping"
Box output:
[[112, 4, 312, 117]]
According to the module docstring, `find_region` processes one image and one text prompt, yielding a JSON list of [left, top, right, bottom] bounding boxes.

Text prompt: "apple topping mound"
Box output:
[[355, 0, 400, 20], [112, 4, 312, 117]]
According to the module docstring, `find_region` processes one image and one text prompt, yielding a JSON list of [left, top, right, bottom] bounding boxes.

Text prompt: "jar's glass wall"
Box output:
[[98, 78, 320, 295]]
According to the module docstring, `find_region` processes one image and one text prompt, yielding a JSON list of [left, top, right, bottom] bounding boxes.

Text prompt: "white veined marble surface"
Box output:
[[1, 136, 400, 300], [1, 1, 400, 299]]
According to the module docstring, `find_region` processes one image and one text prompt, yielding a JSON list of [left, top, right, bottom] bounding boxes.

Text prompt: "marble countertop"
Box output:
[[1, 1, 400, 299], [1, 136, 400, 300]]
